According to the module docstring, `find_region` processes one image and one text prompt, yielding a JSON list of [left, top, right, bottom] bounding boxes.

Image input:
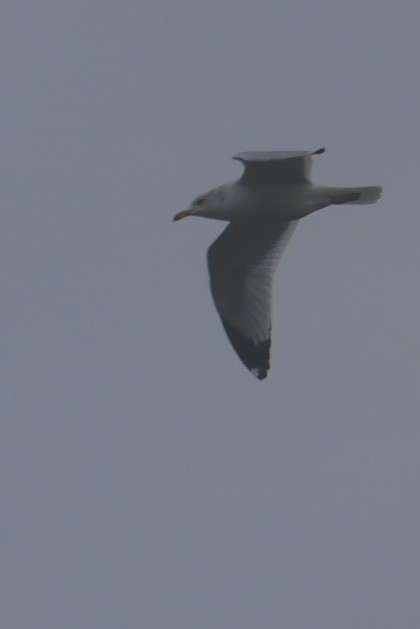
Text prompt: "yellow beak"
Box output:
[[173, 209, 192, 222]]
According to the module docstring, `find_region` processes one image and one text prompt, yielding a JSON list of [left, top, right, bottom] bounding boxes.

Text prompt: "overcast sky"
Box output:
[[1, 1, 419, 627]]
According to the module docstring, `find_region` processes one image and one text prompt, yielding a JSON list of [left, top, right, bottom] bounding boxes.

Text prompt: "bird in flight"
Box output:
[[174, 148, 382, 380]]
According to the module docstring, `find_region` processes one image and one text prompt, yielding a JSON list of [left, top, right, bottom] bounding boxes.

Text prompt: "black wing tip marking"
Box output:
[[312, 147, 326, 155], [221, 319, 271, 380]]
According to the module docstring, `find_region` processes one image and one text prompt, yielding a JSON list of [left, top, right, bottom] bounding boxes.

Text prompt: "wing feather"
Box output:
[[233, 148, 325, 186], [207, 218, 297, 379]]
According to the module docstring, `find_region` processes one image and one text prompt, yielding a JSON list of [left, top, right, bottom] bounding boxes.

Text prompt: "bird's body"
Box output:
[[189, 181, 376, 221], [174, 148, 382, 380]]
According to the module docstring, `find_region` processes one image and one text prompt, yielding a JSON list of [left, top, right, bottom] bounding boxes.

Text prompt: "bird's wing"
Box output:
[[233, 147, 325, 186], [207, 218, 297, 380]]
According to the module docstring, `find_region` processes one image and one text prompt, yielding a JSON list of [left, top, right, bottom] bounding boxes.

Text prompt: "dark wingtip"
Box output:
[[221, 319, 271, 380], [312, 147, 326, 155], [255, 368, 268, 381]]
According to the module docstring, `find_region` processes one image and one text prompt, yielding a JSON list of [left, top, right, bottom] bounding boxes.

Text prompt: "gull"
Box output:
[[174, 148, 382, 380]]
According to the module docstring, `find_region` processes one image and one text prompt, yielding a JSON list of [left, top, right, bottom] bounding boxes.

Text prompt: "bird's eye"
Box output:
[[194, 196, 205, 205]]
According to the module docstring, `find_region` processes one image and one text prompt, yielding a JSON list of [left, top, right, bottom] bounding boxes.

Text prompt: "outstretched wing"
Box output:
[[233, 147, 325, 186], [207, 218, 297, 380]]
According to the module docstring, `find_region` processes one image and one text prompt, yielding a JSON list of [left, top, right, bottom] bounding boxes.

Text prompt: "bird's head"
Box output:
[[173, 187, 227, 221], [173, 191, 211, 221]]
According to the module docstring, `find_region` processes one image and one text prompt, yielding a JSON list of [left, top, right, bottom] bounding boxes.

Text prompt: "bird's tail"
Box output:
[[328, 186, 382, 205]]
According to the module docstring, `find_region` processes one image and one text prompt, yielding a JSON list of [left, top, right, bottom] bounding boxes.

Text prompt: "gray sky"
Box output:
[[1, 1, 419, 627]]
